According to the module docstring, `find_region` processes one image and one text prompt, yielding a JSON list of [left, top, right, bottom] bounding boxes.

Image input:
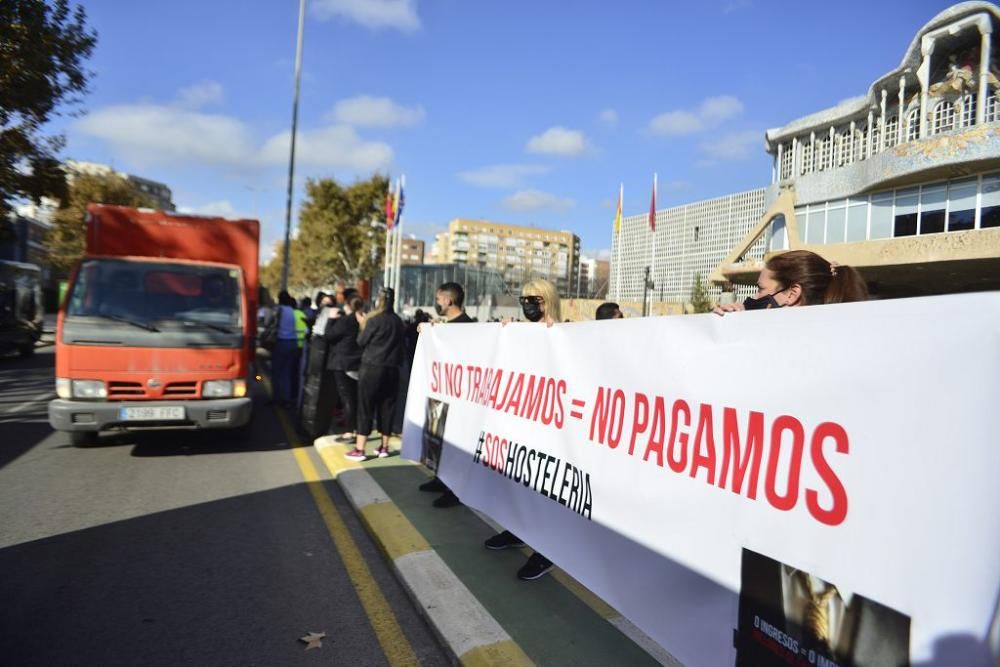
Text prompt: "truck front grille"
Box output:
[[107, 381, 145, 399], [164, 381, 197, 398]]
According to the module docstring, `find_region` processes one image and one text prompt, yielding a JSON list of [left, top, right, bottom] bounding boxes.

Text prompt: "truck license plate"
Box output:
[[120, 406, 185, 421]]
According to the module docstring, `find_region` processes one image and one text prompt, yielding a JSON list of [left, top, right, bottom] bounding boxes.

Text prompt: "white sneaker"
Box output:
[[377, 447, 390, 458]]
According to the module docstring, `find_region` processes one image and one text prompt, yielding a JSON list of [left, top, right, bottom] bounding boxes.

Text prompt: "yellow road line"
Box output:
[[273, 400, 420, 665]]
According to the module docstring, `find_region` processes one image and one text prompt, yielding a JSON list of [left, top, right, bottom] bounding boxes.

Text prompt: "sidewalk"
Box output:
[[313, 435, 683, 666]]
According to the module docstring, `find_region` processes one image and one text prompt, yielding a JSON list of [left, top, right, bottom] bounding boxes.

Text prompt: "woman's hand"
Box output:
[[544, 316, 556, 328], [417, 321, 433, 334], [500, 316, 513, 327], [355, 311, 366, 324], [712, 302, 745, 316]]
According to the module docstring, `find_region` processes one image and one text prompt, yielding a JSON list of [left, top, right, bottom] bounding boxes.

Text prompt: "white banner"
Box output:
[[402, 293, 1000, 667]]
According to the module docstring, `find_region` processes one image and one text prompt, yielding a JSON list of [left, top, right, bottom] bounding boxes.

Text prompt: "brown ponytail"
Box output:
[[766, 250, 868, 306]]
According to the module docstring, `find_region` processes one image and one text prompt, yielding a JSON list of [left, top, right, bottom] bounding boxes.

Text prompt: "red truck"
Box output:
[[48, 205, 259, 446]]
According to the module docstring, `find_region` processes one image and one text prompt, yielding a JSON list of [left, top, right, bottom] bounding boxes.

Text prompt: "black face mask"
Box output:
[[434, 302, 448, 317], [518, 299, 543, 322], [743, 288, 787, 311]]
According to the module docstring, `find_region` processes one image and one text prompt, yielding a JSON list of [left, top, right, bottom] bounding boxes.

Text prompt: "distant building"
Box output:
[[611, 189, 768, 303], [593, 259, 610, 299], [400, 238, 425, 265], [65, 160, 175, 211], [437, 218, 581, 295]]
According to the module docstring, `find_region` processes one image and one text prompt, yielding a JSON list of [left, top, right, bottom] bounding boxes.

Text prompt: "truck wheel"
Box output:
[[70, 431, 98, 447]]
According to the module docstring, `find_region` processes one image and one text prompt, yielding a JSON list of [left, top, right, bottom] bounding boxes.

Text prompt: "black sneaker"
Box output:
[[432, 490, 461, 508], [517, 553, 554, 581], [484, 530, 525, 550], [418, 477, 447, 493]]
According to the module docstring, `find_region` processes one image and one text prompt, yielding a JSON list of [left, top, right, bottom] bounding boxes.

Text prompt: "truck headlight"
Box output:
[[71, 379, 107, 399], [203, 380, 234, 398]]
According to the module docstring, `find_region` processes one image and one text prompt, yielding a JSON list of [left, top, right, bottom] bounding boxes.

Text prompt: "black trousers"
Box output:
[[332, 369, 358, 434], [356, 364, 399, 436]]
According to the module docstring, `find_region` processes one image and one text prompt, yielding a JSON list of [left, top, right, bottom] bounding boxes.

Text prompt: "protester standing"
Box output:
[[346, 288, 405, 460], [485, 278, 561, 581], [270, 290, 300, 407], [325, 294, 363, 442], [595, 302, 624, 320], [713, 250, 867, 314], [416, 282, 472, 508]]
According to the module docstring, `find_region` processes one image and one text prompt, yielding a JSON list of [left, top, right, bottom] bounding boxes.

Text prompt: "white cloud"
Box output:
[[699, 130, 761, 164], [525, 126, 589, 157], [259, 125, 393, 171], [598, 109, 618, 127], [75, 104, 256, 167], [457, 163, 549, 188], [502, 189, 575, 212], [311, 0, 420, 32], [175, 81, 224, 109], [77, 100, 394, 173], [647, 95, 744, 136], [328, 95, 425, 128]]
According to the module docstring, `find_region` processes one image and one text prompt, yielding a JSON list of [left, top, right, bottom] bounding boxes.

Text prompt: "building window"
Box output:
[[779, 144, 793, 180], [870, 193, 894, 239], [869, 124, 881, 153], [947, 177, 977, 231], [801, 142, 813, 174], [884, 117, 899, 147], [932, 100, 957, 135], [958, 93, 976, 128], [987, 95, 1000, 123], [893, 187, 919, 236], [846, 199, 868, 242], [906, 108, 920, 142], [855, 128, 867, 161], [981, 173, 1000, 228], [919, 183, 946, 234], [817, 137, 831, 170], [837, 131, 853, 166], [827, 204, 847, 243]]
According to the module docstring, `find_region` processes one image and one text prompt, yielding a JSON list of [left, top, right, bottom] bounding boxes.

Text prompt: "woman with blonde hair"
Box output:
[[485, 278, 561, 580]]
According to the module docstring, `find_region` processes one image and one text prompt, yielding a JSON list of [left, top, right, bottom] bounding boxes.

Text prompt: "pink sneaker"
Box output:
[[345, 448, 367, 461], [377, 446, 390, 458]]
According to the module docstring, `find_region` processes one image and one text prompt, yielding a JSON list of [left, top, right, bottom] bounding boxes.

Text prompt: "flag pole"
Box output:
[[649, 173, 658, 315], [614, 182, 623, 300]]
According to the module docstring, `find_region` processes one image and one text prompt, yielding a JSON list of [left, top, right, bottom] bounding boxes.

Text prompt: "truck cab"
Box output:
[[48, 205, 259, 446]]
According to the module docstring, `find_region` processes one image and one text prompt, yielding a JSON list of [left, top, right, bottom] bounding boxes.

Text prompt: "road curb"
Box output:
[[314, 436, 535, 666]]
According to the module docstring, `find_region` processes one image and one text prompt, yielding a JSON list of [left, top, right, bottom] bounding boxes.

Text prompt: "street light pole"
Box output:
[[280, 0, 306, 292]]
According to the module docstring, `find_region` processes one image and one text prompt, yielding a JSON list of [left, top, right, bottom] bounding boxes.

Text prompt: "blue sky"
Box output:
[[58, 0, 956, 261]]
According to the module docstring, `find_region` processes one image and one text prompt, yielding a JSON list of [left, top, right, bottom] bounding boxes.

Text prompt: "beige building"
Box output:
[[435, 218, 581, 295], [400, 238, 425, 265], [714, 2, 1000, 297]]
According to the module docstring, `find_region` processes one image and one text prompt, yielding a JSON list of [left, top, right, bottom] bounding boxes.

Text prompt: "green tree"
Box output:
[[47, 172, 152, 277], [295, 174, 390, 286], [689, 273, 713, 314], [1, 0, 97, 233]]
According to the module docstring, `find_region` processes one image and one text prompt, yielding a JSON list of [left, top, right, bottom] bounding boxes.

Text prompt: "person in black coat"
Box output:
[[346, 288, 405, 460], [324, 294, 363, 442]]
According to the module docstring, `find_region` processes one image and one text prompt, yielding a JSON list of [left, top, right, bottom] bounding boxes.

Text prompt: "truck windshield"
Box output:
[[67, 259, 242, 330]]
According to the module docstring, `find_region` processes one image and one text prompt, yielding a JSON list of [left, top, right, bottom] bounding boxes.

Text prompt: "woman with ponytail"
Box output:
[[714, 250, 868, 314]]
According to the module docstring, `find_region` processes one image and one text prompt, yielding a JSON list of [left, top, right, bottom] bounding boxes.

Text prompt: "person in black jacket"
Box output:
[[346, 288, 404, 460], [324, 294, 363, 442], [417, 282, 472, 508]]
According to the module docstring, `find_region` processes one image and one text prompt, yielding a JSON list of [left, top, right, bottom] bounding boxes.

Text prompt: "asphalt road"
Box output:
[[0, 346, 449, 666]]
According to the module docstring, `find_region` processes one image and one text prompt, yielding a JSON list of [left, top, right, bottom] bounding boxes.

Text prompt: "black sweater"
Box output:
[[357, 312, 404, 367], [324, 312, 362, 371]]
